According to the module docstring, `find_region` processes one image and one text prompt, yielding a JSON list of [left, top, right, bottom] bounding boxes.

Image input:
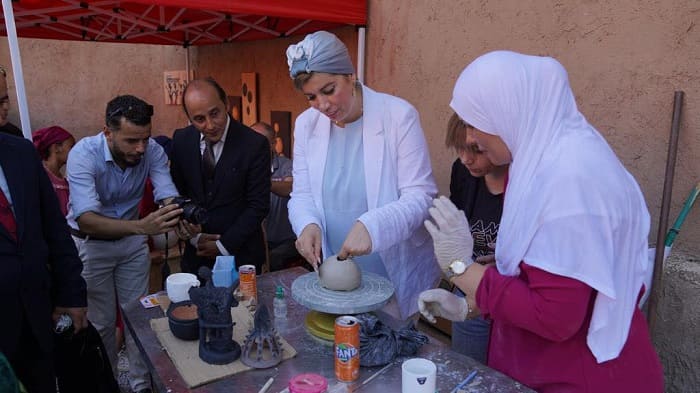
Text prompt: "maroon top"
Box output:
[[476, 262, 664, 392], [44, 167, 70, 217]]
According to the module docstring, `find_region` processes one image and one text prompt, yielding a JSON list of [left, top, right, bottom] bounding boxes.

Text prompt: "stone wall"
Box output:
[[366, 0, 700, 256], [0, 38, 192, 139], [652, 252, 700, 392]]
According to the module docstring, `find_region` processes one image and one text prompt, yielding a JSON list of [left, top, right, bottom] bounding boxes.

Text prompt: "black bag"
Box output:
[[54, 321, 120, 393], [356, 313, 429, 367]]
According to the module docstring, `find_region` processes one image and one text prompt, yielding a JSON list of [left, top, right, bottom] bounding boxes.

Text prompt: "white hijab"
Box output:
[[450, 51, 651, 363]]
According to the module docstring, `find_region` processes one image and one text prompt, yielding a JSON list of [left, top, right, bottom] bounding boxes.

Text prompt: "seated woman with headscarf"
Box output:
[[286, 31, 441, 323], [419, 51, 663, 392], [32, 126, 75, 217]]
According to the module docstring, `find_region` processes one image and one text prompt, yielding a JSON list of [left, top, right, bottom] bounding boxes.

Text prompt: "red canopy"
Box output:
[[0, 0, 366, 45]]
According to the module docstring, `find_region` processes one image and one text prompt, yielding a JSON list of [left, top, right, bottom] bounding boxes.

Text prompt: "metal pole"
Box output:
[[357, 27, 366, 84], [1, 0, 31, 139], [185, 46, 191, 82], [648, 91, 684, 333]]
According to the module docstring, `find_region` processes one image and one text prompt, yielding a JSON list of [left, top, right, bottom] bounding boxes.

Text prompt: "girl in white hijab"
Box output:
[[419, 51, 663, 392]]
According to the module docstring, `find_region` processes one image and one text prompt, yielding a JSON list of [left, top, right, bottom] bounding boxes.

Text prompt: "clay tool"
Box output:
[[450, 369, 478, 393], [352, 362, 393, 391], [258, 377, 274, 393]]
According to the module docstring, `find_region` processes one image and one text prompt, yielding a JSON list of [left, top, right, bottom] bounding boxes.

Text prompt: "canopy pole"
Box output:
[[184, 45, 192, 126], [1, 0, 31, 139], [185, 46, 191, 82], [357, 27, 366, 84], [648, 91, 684, 333]]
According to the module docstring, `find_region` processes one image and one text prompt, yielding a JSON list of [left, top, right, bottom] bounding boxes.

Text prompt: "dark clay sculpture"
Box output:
[[240, 304, 283, 369], [188, 267, 241, 365]]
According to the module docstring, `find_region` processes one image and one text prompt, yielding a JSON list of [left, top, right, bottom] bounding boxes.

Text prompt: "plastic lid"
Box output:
[[288, 373, 328, 393], [275, 285, 285, 299]]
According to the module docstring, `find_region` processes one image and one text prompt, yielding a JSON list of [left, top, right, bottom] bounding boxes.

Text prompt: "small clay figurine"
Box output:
[[241, 304, 283, 368]]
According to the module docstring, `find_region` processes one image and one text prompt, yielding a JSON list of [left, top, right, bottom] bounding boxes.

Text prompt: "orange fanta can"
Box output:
[[334, 315, 360, 382], [238, 265, 257, 302]]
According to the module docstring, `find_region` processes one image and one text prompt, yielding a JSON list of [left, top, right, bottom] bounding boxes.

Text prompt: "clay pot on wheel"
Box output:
[[167, 301, 199, 340], [319, 255, 362, 291]]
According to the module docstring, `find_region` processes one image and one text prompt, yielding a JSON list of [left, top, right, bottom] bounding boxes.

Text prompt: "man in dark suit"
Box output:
[[170, 78, 270, 274], [0, 133, 87, 392]]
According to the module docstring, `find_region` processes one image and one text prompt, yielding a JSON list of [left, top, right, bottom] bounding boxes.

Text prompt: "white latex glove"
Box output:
[[424, 196, 474, 273], [418, 288, 469, 323]]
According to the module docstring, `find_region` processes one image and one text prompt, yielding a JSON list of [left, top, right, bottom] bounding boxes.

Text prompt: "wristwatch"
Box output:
[[444, 259, 468, 280]]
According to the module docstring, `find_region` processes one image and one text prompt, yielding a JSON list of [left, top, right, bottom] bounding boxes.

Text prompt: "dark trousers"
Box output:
[[268, 239, 302, 272]]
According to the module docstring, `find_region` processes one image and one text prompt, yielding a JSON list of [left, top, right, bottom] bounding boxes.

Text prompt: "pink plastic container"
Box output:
[[288, 373, 328, 393]]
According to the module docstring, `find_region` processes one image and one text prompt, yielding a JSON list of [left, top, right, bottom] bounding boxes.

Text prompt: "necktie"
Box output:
[[0, 188, 17, 241], [202, 140, 216, 179]]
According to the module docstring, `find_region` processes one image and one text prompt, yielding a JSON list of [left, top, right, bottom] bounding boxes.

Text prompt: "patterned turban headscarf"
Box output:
[[286, 31, 355, 79], [32, 126, 74, 160]]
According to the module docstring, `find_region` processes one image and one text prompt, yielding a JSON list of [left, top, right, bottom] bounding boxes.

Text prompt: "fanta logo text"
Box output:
[[335, 344, 358, 362]]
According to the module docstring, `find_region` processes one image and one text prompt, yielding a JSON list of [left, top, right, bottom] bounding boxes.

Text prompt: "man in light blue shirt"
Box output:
[[66, 95, 181, 393]]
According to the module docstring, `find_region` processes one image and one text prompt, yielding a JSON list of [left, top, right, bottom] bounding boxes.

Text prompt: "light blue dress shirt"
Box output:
[[66, 133, 178, 229], [322, 120, 388, 278]]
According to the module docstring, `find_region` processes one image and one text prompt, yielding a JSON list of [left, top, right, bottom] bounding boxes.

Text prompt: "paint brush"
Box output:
[[258, 377, 274, 393], [450, 370, 478, 393], [358, 362, 392, 388]]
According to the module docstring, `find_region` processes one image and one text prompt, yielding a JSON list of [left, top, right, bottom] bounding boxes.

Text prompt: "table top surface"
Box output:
[[122, 267, 534, 393]]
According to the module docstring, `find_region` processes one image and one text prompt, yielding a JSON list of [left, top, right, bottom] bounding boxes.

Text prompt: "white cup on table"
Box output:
[[402, 357, 436, 393], [166, 273, 200, 303]]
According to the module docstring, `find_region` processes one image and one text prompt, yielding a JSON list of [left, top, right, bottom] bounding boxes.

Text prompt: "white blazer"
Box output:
[[289, 85, 441, 319]]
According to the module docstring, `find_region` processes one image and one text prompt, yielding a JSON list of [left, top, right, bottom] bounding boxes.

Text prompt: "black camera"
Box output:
[[171, 196, 209, 225]]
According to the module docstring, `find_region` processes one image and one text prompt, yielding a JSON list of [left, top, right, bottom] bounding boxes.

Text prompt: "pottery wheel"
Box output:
[[291, 271, 394, 315]]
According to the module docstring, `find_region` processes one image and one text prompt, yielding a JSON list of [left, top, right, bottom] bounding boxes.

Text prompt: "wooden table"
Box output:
[[122, 267, 534, 393]]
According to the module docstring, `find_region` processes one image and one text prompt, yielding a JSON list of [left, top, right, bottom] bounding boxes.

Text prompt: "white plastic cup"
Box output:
[[402, 358, 437, 393], [166, 273, 200, 303]]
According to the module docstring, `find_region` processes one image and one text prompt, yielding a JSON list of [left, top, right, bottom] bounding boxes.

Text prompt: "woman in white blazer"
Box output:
[[286, 31, 441, 321]]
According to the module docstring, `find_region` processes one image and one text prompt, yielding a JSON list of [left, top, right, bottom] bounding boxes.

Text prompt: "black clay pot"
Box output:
[[167, 300, 199, 340]]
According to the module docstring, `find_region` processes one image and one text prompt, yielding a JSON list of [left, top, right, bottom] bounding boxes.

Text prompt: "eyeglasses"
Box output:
[[107, 104, 154, 120]]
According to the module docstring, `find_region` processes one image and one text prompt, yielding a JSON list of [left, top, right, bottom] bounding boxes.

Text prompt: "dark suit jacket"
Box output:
[[170, 117, 270, 273], [0, 134, 86, 356], [0, 122, 22, 137]]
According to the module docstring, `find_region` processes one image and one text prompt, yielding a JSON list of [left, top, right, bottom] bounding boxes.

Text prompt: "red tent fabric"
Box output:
[[1, 0, 366, 45]]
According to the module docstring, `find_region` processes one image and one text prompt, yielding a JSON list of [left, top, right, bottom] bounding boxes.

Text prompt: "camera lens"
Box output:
[[173, 197, 208, 225]]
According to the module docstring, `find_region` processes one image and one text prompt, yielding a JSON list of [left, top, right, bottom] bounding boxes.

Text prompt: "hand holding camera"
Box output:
[[170, 196, 209, 225], [140, 203, 182, 235], [176, 219, 201, 240]]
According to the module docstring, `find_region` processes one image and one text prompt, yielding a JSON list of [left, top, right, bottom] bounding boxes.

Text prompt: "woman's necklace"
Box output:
[[334, 86, 363, 128]]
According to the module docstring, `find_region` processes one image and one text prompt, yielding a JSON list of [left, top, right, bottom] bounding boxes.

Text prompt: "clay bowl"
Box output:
[[167, 300, 199, 340], [319, 255, 362, 291]]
